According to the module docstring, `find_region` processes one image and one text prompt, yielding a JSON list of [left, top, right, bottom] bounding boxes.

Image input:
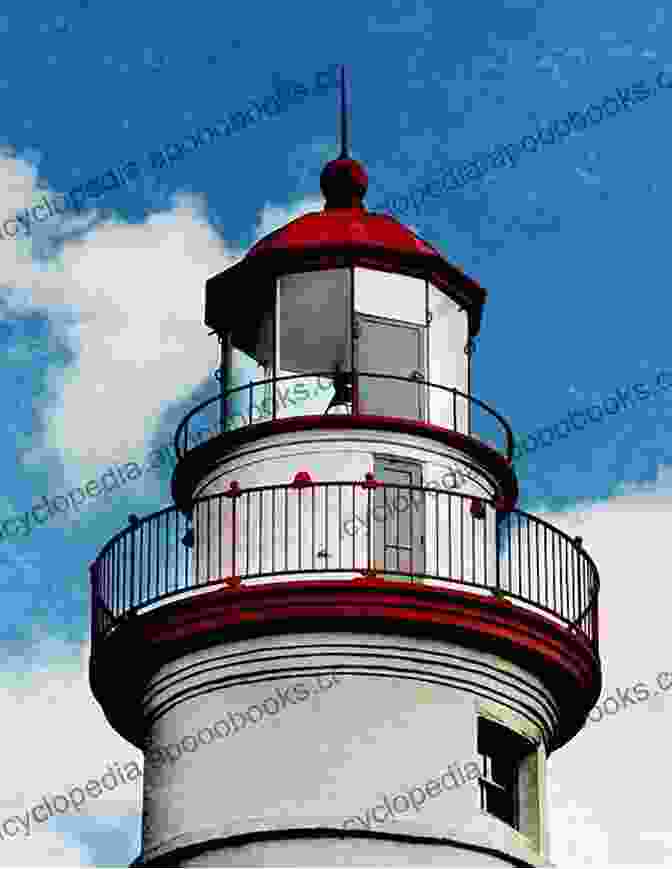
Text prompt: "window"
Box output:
[[477, 716, 530, 830], [278, 269, 350, 374]]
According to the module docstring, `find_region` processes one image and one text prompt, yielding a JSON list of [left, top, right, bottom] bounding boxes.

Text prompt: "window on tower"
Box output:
[[477, 716, 532, 831]]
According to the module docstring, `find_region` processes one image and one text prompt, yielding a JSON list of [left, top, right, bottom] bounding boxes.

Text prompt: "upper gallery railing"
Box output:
[[90, 481, 599, 659], [173, 371, 514, 462]]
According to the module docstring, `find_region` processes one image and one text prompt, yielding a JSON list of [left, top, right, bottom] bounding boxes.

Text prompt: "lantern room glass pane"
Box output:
[[428, 284, 469, 434], [354, 267, 426, 325], [277, 269, 350, 419], [278, 269, 351, 373], [226, 348, 270, 430]]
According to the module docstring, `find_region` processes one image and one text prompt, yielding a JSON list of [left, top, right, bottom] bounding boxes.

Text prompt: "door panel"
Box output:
[[355, 315, 425, 420], [372, 457, 425, 581]]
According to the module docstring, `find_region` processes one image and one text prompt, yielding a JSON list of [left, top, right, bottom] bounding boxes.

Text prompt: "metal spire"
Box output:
[[339, 65, 349, 159]]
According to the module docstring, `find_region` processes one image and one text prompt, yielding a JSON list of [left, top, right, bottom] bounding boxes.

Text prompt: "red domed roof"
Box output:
[[205, 154, 487, 338], [247, 208, 448, 261], [245, 155, 480, 288]]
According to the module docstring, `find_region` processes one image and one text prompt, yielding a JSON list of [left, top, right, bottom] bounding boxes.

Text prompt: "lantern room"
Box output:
[[204, 156, 489, 438]]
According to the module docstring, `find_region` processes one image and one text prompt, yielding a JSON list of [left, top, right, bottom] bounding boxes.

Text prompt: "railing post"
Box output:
[[359, 473, 380, 578], [127, 514, 140, 610], [366, 485, 372, 574], [217, 370, 226, 434], [492, 498, 510, 598], [219, 331, 232, 435], [224, 482, 242, 586]]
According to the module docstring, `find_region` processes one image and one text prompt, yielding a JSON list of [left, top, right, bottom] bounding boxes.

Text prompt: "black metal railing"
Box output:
[[173, 371, 514, 462], [90, 481, 599, 658]]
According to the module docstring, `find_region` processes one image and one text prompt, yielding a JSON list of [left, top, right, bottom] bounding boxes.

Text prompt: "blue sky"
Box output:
[[1, 0, 672, 865]]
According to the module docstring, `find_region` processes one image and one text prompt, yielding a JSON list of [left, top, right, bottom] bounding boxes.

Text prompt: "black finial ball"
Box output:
[[320, 158, 368, 208]]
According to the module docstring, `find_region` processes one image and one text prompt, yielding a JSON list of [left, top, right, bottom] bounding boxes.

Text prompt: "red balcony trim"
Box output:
[[91, 580, 599, 752]]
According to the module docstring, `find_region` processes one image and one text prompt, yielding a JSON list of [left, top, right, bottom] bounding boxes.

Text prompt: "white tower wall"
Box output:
[[140, 632, 551, 866]]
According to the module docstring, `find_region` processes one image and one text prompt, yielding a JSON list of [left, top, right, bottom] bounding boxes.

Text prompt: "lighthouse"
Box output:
[[90, 68, 601, 867]]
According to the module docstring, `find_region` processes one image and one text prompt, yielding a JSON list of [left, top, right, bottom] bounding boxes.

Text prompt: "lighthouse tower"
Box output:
[[90, 70, 601, 867]]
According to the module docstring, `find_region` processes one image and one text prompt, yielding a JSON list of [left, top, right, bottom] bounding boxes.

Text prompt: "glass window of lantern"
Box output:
[[228, 347, 270, 430], [222, 302, 276, 431], [354, 268, 425, 325], [277, 269, 351, 418], [428, 283, 469, 433]]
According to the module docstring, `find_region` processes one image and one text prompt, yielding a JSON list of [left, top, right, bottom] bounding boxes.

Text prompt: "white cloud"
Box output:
[[0, 634, 141, 866], [0, 154, 320, 493], [539, 472, 672, 864], [254, 195, 322, 238]]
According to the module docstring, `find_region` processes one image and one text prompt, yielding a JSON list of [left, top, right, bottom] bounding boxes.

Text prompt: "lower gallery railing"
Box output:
[[90, 482, 599, 656]]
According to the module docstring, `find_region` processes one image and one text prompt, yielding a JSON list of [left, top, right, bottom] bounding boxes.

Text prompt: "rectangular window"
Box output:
[[477, 716, 530, 830]]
